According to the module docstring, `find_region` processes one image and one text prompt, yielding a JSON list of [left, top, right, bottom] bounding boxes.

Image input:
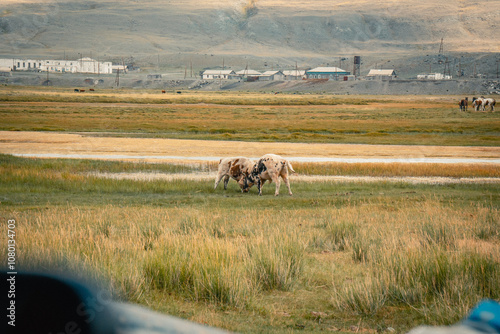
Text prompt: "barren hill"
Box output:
[[1, 0, 499, 71]]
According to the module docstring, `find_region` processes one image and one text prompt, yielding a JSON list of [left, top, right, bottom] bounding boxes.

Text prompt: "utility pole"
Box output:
[[115, 69, 120, 87], [443, 57, 451, 77], [438, 37, 444, 54]]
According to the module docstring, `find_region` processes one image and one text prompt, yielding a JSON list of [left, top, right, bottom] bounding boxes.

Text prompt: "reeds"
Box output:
[[1, 155, 498, 332], [329, 201, 499, 324]]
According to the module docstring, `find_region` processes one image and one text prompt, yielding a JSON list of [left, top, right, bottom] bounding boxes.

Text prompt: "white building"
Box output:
[[0, 57, 113, 74], [236, 69, 262, 77], [306, 67, 350, 80], [366, 69, 397, 80], [282, 70, 306, 80], [259, 70, 285, 81], [417, 73, 452, 80], [202, 69, 236, 80]]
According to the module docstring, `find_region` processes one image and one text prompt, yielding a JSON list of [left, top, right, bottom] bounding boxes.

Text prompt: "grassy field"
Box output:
[[1, 86, 499, 146], [0, 87, 499, 333], [0, 154, 499, 333]]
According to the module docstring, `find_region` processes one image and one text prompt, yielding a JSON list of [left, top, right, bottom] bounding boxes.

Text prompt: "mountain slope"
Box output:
[[1, 0, 499, 64]]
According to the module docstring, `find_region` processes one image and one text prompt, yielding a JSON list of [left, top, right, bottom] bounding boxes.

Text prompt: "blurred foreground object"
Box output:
[[2, 272, 228, 334], [408, 300, 500, 334]]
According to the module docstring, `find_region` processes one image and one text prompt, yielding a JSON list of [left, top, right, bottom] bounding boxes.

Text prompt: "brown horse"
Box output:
[[458, 97, 468, 111]]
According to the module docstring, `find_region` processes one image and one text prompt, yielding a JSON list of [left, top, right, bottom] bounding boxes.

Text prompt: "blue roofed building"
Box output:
[[306, 67, 350, 80]]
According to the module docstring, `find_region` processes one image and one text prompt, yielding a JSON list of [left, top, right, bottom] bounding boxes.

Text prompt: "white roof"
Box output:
[[307, 67, 347, 73], [283, 70, 306, 76], [203, 70, 235, 75], [261, 70, 282, 76], [367, 69, 396, 76], [236, 69, 262, 75]]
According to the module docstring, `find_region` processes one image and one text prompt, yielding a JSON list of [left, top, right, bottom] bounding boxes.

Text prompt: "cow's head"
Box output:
[[239, 167, 258, 193], [238, 177, 253, 192]]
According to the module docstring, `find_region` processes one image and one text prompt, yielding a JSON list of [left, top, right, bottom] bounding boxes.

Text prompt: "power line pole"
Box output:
[[115, 69, 120, 87]]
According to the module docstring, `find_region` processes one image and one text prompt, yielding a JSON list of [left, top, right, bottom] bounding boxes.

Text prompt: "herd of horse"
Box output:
[[459, 97, 496, 112]]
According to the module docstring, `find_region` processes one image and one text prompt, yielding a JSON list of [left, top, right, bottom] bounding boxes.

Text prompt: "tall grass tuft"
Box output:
[[144, 235, 254, 308], [325, 220, 359, 252], [332, 278, 387, 316], [419, 220, 456, 248], [247, 233, 305, 291]]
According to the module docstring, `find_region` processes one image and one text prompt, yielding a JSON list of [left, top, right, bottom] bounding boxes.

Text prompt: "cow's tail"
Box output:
[[287, 160, 296, 174]]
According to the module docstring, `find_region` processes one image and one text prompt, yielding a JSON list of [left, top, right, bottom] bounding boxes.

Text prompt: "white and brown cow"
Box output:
[[244, 154, 295, 196], [214, 157, 256, 192]]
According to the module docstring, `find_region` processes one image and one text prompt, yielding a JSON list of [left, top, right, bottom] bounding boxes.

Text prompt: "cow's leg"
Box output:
[[257, 178, 263, 196], [223, 175, 230, 190], [273, 174, 281, 196], [280, 169, 293, 196], [282, 175, 293, 196], [214, 173, 225, 189]]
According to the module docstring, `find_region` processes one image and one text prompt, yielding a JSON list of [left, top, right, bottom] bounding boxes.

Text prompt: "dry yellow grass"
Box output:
[[1, 131, 499, 163], [4, 199, 498, 332]]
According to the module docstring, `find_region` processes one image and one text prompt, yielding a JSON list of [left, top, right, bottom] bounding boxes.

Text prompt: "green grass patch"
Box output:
[[1, 87, 499, 146]]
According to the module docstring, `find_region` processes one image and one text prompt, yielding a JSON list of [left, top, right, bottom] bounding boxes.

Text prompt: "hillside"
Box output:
[[1, 0, 499, 72]]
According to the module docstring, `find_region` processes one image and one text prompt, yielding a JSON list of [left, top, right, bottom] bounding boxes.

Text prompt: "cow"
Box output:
[[214, 157, 256, 192], [243, 154, 295, 196], [458, 97, 468, 111]]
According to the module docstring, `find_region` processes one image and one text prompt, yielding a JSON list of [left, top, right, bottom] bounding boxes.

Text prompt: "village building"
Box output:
[[202, 69, 236, 80], [0, 66, 11, 76], [366, 69, 397, 80], [306, 67, 350, 80], [147, 74, 162, 80], [0, 57, 113, 74], [112, 64, 127, 73], [259, 70, 285, 81], [282, 70, 307, 80], [417, 73, 452, 80], [236, 69, 262, 78]]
